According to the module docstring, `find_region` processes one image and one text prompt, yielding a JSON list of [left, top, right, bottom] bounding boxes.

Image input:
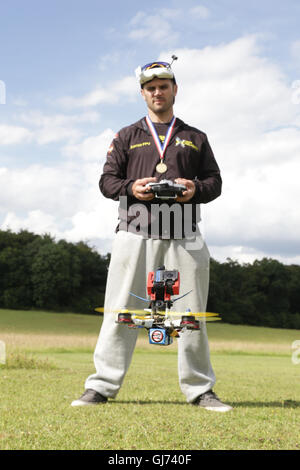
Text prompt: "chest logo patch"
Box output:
[[175, 137, 199, 151], [175, 137, 185, 148]]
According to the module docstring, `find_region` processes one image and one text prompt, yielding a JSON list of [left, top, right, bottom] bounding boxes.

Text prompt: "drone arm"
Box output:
[[129, 292, 149, 303]]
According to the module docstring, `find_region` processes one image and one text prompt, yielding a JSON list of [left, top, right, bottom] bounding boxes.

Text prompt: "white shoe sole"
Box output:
[[71, 400, 99, 407], [203, 405, 233, 412]]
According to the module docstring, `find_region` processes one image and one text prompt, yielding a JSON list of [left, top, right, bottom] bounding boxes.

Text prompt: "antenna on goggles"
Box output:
[[170, 55, 178, 66]]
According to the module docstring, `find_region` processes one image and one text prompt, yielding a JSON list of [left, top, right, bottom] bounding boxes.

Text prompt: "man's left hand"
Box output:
[[174, 178, 196, 202]]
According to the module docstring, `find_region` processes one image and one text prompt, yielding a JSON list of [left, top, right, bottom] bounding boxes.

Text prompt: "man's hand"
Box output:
[[174, 178, 196, 202], [132, 177, 157, 201]]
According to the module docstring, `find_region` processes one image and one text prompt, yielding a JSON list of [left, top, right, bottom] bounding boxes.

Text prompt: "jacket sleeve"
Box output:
[[99, 132, 134, 201], [193, 134, 222, 204]]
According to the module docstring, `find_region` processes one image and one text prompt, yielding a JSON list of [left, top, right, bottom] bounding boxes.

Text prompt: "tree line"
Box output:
[[207, 258, 300, 329], [0, 229, 300, 329], [0, 229, 109, 314]]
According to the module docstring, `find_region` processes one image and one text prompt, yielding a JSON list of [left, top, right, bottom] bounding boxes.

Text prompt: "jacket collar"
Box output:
[[135, 116, 185, 135]]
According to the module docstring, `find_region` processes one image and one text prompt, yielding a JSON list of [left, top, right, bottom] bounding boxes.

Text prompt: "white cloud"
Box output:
[[59, 77, 137, 109], [1, 202, 118, 246], [0, 127, 118, 246], [17, 110, 101, 145], [59, 88, 117, 108], [156, 36, 300, 261], [2, 210, 58, 235], [111, 76, 138, 101], [0, 124, 32, 145], [159, 8, 181, 19], [189, 5, 210, 19], [19, 111, 100, 127], [98, 52, 122, 71], [63, 199, 118, 242], [63, 128, 115, 162], [170, 36, 293, 137], [0, 111, 102, 148], [12, 98, 28, 107], [0, 164, 81, 216], [128, 11, 179, 45], [128, 6, 210, 46]]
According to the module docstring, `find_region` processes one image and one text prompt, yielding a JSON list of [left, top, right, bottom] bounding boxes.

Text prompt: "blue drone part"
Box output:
[[148, 328, 173, 346]]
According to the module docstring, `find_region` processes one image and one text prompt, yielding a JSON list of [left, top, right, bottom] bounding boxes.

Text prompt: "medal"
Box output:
[[156, 162, 167, 173], [145, 115, 176, 174]]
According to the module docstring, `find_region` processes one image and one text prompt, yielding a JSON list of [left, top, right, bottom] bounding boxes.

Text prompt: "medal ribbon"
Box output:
[[145, 115, 176, 163]]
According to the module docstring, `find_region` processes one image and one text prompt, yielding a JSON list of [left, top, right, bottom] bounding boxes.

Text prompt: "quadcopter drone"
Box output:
[[96, 266, 220, 346]]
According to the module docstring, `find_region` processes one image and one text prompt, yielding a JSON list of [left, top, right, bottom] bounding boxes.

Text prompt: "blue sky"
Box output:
[[1, 0, 300, 264], [1, 1, 300, 95]]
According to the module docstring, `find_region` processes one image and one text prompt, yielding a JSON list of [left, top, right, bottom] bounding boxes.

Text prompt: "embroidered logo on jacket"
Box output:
[[130, 142, 151, 150], [175, 137, 199, 151]]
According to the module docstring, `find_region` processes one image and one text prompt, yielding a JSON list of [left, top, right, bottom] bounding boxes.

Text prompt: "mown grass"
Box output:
[[0, 308, 300, 450]]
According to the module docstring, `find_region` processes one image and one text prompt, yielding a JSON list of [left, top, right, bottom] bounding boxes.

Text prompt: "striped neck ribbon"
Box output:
[[145, 115, 176, 162]]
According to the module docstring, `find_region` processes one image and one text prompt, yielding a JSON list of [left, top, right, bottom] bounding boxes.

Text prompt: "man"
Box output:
[[71, 60, 232, 412]]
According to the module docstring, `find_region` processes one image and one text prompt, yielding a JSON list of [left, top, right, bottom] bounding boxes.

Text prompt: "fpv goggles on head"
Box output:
[[135, 56, 178, 86]]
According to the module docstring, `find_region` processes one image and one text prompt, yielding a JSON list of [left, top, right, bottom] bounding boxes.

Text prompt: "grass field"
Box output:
[[0, 308, 299, 450]]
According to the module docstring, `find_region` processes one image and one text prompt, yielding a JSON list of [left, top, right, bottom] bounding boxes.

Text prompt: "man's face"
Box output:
[[141, 78, 178, 115]]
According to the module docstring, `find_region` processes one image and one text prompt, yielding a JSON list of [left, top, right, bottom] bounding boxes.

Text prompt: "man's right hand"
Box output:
[[132, 177, 157, 201]]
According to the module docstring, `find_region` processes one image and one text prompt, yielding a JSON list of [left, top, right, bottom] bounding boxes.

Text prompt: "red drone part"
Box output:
[[147, 267, 180, 304]]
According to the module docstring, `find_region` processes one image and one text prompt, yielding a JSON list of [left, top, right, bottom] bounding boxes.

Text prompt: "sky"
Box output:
[[1, 0, 300, 265]]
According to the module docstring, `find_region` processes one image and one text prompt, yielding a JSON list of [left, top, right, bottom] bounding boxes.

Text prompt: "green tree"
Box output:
[[70, 241, 108, 313], [31, 239, 80, 310], [0, 229, 38, 308]]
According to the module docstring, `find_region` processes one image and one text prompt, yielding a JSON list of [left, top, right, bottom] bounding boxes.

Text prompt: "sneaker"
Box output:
[[71, 389, 108, 407], [193, 390, 232, 412]]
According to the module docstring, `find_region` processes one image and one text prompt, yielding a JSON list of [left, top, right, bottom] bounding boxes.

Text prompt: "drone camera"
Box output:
[[147, 267, 180, 305]]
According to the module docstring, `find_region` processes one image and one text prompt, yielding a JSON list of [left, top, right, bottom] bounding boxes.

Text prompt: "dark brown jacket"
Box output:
[[99, 117, 222, 238]]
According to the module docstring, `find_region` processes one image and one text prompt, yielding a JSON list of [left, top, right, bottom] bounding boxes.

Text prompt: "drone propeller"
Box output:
[[127, 313, 221, 322], [95, 306, 221, 321], [94, 307, 148, 315], [168, 311, 221, 320]]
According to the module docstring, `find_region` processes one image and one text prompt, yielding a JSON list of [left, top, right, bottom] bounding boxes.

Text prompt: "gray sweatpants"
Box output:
[[85, 230, 216, 403]]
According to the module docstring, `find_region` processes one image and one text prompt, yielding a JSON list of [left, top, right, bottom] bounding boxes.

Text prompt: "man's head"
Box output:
[[136, 60, 178, 119]]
